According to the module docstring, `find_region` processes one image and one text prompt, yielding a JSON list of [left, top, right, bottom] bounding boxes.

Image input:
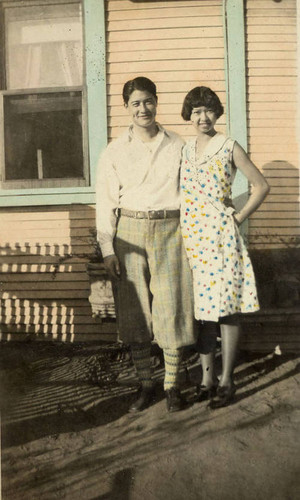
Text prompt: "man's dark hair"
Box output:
[[122, 76, 157, 105], [181, 86, 224, 121]]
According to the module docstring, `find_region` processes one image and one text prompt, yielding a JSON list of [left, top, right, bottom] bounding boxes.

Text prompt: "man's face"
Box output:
[[125, 89, 157, 129]]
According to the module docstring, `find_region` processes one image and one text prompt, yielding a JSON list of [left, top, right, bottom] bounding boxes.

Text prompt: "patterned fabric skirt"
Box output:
[[182, 207, 260, 322]]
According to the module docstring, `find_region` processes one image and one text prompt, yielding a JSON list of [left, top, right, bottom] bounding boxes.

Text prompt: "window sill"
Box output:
[[0, 186, 96, 207]]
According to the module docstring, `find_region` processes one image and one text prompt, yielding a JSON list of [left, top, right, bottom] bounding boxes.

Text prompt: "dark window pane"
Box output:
[[4, 91, 84, 180]]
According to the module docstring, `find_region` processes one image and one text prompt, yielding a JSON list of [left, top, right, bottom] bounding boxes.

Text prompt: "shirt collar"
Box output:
[[127, 122, 170, 142]]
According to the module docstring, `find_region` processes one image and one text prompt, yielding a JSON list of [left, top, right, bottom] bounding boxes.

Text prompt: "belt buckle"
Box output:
[[148, 210, 165, 219]]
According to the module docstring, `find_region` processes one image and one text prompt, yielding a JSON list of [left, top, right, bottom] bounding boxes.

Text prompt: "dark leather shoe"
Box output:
[[208, 384, 236, 409], [195, 384, 217, 403], [128, 387, 155, 413], [165, 387, 186, 413]]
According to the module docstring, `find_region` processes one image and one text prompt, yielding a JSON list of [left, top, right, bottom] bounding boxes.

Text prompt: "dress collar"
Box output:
[[191, 133, 228, 164]]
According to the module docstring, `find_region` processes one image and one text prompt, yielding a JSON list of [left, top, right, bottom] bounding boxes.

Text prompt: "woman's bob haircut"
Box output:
[[122, 76, 157, 105], [181, 86, 224, 121]]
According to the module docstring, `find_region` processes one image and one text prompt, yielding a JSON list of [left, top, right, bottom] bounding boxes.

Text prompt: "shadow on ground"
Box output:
[[0, 342, 166, 447], [1, 341, 298, 448]]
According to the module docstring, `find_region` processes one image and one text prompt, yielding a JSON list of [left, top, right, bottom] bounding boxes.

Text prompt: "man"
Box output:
[[96, 76, 195, 413]]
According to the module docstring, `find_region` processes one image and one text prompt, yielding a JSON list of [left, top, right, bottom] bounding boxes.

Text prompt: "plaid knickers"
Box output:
[[113, 215, 196, 349]]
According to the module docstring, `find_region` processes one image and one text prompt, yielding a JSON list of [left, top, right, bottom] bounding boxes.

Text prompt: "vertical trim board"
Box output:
[[223, 0, 248, 227], [84, 0, 107, 185]]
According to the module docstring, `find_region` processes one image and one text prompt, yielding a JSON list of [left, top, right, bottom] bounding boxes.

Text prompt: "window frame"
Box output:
[[0, 0, 107, 207], [0, 87, 89, 189]]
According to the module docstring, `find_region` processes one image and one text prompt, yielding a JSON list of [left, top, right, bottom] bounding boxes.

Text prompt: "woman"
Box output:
[[180, 86, 270, 407]]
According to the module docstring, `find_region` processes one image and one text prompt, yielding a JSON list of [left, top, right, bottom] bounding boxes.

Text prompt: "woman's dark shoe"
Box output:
[[165, 387, 186, 413], [195, 384, 217, 403], [208, 384, 236, 409], [128, 386, 155, 413]]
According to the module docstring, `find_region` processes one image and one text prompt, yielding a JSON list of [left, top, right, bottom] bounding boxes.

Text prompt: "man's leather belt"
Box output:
[[119, 208, 180, 220]]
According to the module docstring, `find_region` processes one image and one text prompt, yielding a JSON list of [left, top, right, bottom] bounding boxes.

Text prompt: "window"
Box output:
[[0, 0, 88, 190]]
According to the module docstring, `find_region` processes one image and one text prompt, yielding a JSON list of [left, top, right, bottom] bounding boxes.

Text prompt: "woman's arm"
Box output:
[[232, 142, 270, 225]]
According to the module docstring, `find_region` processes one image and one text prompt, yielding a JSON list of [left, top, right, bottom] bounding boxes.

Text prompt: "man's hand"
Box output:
[[103, 255, 121, 280], [86, 262, 106, 277]]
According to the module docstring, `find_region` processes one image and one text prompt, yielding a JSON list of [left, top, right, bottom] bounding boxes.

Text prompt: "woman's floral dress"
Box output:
[[180, 133, 259, 322]]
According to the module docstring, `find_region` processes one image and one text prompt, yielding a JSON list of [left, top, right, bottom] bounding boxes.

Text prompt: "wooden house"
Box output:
[[0, 0, 299, 350]]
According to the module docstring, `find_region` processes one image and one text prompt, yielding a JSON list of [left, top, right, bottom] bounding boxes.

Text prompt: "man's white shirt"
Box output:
[[96, 123, 184, 257]]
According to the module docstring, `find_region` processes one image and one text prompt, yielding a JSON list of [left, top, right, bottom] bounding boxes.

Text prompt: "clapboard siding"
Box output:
[[107, 26, 224, 43], [107, 0, 222, 10], [0, 0, 225, 341], [106, 0, 225, 141], [245, 0, 299, 249], [0, 204, 116, 341], [107, 5, 222, 21], [107, 38, 225, 53], [1, 0, 299, 348], [239, 309, 300, 353]]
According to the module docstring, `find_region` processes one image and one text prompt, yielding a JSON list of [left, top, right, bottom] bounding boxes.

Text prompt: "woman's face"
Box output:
[[125, 89, 157, 130], [190, 106, 217, 135]]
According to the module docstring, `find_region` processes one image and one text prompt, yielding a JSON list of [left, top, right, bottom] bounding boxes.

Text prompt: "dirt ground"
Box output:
[[0, 341, 299, 500]]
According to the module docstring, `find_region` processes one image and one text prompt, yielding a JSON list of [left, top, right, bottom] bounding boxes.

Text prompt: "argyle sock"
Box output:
[[163, 348, 182, 391], [130, 342, 153, 389]]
